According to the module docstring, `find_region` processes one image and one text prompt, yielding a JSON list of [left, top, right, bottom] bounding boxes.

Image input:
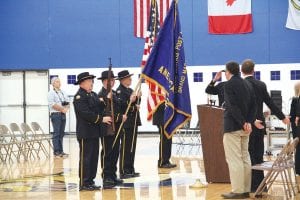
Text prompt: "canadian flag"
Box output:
[[208, 0, 253, 34]]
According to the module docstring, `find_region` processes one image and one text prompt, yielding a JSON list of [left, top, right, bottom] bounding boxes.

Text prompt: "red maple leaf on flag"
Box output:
[[226, 0, 236, 6]]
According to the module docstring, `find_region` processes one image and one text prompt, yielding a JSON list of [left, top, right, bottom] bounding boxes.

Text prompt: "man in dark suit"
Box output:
[[290, 82, 300, 175], [97, 70, 126, 188], [205, 70, 226, 106], [116, 70, 141, 179], [241, 59, 290, 193], [73, 72, 112, 191], [153, 102, 177, 168], [221, 61, 256, 199]]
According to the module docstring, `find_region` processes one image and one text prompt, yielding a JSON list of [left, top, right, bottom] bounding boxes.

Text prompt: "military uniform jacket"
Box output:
[[116, 84, 141, 128], [73, 88, 105, 139], [98, 87, 123, 131]]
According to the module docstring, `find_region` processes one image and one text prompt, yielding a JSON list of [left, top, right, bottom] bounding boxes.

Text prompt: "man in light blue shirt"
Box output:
[[48, 77, 69, 158]]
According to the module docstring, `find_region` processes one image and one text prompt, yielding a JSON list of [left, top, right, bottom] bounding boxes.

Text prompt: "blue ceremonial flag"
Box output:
[[141, 0, 192, 138]]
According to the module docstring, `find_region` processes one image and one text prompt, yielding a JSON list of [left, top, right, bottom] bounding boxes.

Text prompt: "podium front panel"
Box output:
[[197, 104, 230, 183]]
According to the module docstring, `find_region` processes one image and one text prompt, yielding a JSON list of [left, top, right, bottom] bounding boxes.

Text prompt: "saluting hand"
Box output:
[[213, 71, 222, 82], [102, 116, 112, 125]]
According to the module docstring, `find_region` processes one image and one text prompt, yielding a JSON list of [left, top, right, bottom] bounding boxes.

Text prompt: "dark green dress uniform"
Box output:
[[73, 87, 105, 189], [116, 84, 141, 177], [153, 103, 176, 168], [98, 87, 124, 188]]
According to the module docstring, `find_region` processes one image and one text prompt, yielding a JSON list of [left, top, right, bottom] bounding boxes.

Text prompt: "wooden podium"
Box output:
[[197, 104, 230, 183]]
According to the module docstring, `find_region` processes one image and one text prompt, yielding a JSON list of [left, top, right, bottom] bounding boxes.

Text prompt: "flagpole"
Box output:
[[130, 85, 141, 152], [112, 77, 143, 148]]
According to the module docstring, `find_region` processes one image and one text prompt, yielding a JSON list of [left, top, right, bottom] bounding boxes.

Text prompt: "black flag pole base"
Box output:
[[189, 179, 207, 189]]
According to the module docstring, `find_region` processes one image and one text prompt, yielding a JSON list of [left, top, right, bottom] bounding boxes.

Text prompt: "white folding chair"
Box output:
[[252, 137, 299, 198], [0, 124, 25, 162], [0, 124, 14, 163], [30, 122, 53, 151], [9, 123, 35, 160], [21, 123, 50, 158]]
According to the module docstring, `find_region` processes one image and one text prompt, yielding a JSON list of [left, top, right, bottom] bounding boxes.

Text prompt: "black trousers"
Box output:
[[101, 128, 121, 179], [248, 126, 265, 192], [158, 125, 172, 166], [78, 138, 99, 187], [119, 126, 138, 174], [292, 123, 300, 174]]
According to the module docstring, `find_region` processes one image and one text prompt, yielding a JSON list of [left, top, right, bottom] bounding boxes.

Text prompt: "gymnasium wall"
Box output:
[[50, 64, 300, 132], [0, 0, 300, 70]]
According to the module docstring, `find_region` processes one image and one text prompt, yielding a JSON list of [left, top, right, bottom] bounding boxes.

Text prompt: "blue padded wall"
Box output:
[[0, 0, 299, 70]]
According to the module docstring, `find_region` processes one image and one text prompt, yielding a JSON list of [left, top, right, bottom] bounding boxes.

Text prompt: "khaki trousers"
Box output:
[[223, 130, 251, 193]]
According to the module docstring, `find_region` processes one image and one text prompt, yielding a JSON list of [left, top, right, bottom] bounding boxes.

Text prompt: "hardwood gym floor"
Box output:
[[0, 135, 298, 199]]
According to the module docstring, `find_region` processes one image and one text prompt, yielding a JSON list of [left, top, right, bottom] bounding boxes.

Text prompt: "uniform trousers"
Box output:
[[292, 124, 300, 174], [101, 129, 121, 179], [223, 130, 251, 194], [158, 125, 172, 166], [119, 126, 138, 174], [78, 138, 99, 187], [248, 126, 265, 192]]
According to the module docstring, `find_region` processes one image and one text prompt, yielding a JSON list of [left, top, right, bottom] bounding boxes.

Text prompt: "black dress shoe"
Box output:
[[158, 163, 177, 168], [79, 185, 95, 191], [103, 178, 116, 189], [114, 177, 124, 185], [221, 192, 249, 199], [91, 184, 101, 190], [132, 172, 140, 177], [120, 173, 132, 179]]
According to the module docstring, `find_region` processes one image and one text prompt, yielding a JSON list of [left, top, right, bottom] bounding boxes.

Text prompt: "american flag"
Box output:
[[134, 0, 171, 38], [141, 0, 165, 121]]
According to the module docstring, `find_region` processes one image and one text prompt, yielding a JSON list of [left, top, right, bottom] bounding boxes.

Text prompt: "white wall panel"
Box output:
[[0, 72, 24, 124], [50, 63, 300, 133], [25, 71, 49, 132]]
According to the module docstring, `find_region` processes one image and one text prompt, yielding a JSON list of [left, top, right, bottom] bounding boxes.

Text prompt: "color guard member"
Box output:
[[153, 102, 177, 168], [116, 70, 141, 178], [97, 70, 126, 188], [73, 72, 111, 191]]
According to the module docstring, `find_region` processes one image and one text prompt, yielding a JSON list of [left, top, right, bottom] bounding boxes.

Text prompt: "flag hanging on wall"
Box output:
[[286, 0, 300, 30], [141, 0, 192, 138], [208, 0, 253, 34], [141, 0, 165, 121], [134, 0, 172, 38]]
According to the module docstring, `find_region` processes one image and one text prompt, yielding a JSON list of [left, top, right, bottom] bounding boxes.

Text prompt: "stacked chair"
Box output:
[[20, 123, 50, 158], [0, 122, 52, 163], [175, 120, 200, 146], [252, 137, 300, 198]]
